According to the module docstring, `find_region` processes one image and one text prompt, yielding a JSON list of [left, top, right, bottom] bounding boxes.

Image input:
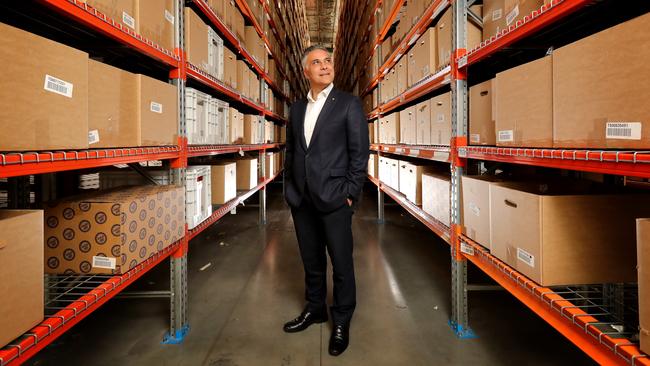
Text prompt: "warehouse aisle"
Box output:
[[29, 183, 594, 366]]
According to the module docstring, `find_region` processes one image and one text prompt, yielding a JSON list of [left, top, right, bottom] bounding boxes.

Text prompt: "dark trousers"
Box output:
[[290, 188, 356, 326]]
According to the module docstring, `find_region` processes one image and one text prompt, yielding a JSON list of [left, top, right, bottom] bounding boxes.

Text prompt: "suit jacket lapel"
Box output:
[[295, 99, 308, 151], [308, 89, 338, 150]]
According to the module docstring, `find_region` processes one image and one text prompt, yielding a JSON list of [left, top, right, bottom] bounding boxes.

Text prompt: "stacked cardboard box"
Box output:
[[235, 158, 258, 190], [211, 162, 237, 204], [422, 172, 450, 226], [0, 210, 44, 348]]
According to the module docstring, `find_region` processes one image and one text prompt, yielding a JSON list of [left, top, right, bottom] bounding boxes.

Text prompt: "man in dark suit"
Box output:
[[282, 44, 369, 356]]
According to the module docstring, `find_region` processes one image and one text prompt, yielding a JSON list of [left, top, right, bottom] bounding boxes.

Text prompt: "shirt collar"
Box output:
[[307, 83, 334, 103]]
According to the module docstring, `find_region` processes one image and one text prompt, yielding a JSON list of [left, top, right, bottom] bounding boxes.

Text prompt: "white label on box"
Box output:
[[44, 74, 73, 98], [517, 248, 535, 268], [122, 11, 136, 29], [469, 202, 480, 217], [150, 102, 163, 114], [470, 134, 481, 143], [506, 5, 519, 25], [165, 9, 175, 24], [88, 130, 100, 145], [460, 242, 475, 256], [492, 9, 503, 21], [93, 256, 116, 269], [606, 122, 642, 140], [498, 130, 514, 142]]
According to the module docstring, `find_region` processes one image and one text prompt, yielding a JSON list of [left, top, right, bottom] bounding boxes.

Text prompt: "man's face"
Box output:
[[303, 49, 335, 89]]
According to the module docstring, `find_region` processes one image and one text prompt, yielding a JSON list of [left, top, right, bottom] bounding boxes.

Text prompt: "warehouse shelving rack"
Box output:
[[0, 0, 300, 364], [359, 0, 650, 364]]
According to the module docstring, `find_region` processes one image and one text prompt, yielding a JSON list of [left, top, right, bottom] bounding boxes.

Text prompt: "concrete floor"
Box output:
[[29, 182, 595, 365]]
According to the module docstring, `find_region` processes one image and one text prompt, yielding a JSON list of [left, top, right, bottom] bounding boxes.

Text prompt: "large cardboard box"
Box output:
[[184, 8, 210, 73], [399, 105, 417, 144], [422, 172, 450, 226], [495, 56, 552, 147], [469, 79, 496, 145], [229, 108, 244, 143], [553, 13, 650, 149], [243, 115, 261, 144], [136, 0, 175, 51], [388, 158, 400, 191], [211, 162, 237, 204], [430, 92, 451, 146], [368, 154, 379, 178], [490, 181, 649, 286], [416, 99, 431, 145], [436, 8, 482, 67], [236, 158, 258, 190], [44, 185, 185, 275], [396, 56, 409, 95], [237, 60, 251, 97], [638, 219, 650, 355], [482, 0, 505, 41], [461, 175, 502, 250], [231, 1, 246, 42], [83, 0, 137, 30], [0, 210, 44, 348], [136, 75, 178, 146], [383, 113, 400, 144], [88, 60, 138, 148], [398, 162, 430, 205], [264, 152, 275, 178], [410, 28, 436, 87], [0, 23, 89, 151], [245, 26, 266, 69], [224, 47, 238, 88]]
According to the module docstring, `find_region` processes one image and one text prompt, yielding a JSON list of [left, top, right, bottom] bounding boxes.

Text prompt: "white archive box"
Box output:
[[186, 166, 212, 229], [208, 28, 225, 81], [186, 88, 216, 145]]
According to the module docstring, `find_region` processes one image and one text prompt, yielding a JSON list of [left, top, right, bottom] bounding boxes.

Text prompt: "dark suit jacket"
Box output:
[[284, 87, 370, 212]]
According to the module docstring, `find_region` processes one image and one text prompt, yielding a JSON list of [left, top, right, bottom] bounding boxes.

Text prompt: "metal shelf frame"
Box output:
[[370, 144, 451, 163], [187, 143, 284, 158]]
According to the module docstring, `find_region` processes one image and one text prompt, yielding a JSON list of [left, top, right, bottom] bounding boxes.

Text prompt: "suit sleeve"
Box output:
[[345, 96, 370, 202]]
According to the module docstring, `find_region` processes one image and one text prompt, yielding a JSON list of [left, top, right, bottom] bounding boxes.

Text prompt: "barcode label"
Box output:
[[469, 202, 480, 217], [498, 130, 514, 142], [506, 5, 519, 25], [122, 11, 135, 28], [165, 9, 175, 24], [460, 242, 475, 256], [606, 122, 641, 140], [492, 9, 503, 21], [470, 134, 480, 143], [517, 248, 535, 268], [150, 102, 163, 114], [88, 130, 100, 145], [93, 256, 116, 269], [43, 74, 73, 98]]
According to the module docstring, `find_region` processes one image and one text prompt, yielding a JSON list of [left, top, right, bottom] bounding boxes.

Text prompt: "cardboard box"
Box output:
[[416, 99, 431, 145], [184, 8, 210, 73], [504, 0, 545, 28], [44, 185, 185, 275], [422, 172, 450, 226], [136, 0, 175, 51], [461, 175, 502, 249], [224, 47, 238, 88], [136, 74, 178, 146], [237, 60, 251, 96], [469, 79, 496, 145], [232, 1, 246, 42], [243, 114, 262, 144], [436, 8, 482, 67], [638, 219, 650, 355], [396, 56, 409, 95], [208, 0, 225, 20], [211, 162, 237, 204], [430, 92, 451, 146], [0, 22, 89, 151], [368, 154, 379, 178], [553, 13, 650, 149], [229, 108, 244, 143], [0, 210, 44, 348], [389, 158, 400, 191], [482, 0, 505, 41], [410, 28, 436, 86], [245, 26, 266, 69], [236, 158, 258, 190], [495, 56, 552, 147], [378, 156, 389, 184], [82, 0, 137, 30], [399, 105, 417, 144], [264, 152, 274, 177], [490, 181, 648, 286], [88, 59, 138, 148], [384, 113, 400, 144], [398, 162, 430, 205]]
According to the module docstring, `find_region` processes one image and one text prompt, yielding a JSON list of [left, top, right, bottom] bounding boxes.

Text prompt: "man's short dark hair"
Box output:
[[302, 45, 331, 69]]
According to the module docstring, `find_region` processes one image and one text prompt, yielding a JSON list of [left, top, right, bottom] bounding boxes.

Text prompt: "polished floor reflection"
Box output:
[[29, 182, 595, 365]]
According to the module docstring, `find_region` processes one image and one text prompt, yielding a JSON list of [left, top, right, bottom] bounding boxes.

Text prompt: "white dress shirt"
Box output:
[[304, 83, 334, 147]]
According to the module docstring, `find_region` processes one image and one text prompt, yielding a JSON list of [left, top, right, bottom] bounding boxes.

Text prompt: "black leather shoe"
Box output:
[[283, 309, 328, 333], [328, 324, 349, 356]]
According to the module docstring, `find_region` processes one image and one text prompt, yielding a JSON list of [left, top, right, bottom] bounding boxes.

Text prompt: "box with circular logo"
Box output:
[[44, 185, 185, 275]]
